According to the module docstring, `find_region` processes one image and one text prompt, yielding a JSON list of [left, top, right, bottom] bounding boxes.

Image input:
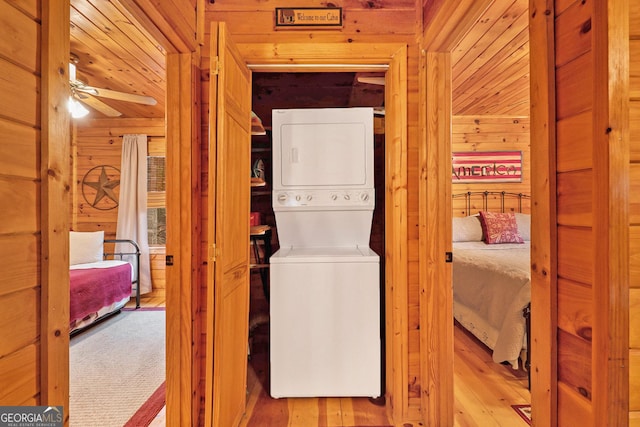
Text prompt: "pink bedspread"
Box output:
[[70, 263, 132, 323]]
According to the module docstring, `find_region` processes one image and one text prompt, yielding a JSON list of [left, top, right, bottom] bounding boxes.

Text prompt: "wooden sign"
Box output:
[[452, 151, 522, 183], [275, 7, 343, 28]]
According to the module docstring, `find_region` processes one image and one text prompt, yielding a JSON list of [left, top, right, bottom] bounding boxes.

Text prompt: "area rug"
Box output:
[[512, 404, 532, 425], [70, 308, 165, 427]]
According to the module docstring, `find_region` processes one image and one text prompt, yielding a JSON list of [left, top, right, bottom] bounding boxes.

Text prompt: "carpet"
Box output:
[[512, 404, 532, 425], [70, 308, 165, 427]]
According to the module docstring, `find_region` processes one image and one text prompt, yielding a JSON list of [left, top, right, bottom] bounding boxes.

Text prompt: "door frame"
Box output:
[[419, 1, 553, 426], [235, 42, 409, 421]]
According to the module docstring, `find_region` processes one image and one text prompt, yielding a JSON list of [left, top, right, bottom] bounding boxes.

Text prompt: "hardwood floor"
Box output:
[[125, 294, 166, 309], [453, 324, 530, 426]]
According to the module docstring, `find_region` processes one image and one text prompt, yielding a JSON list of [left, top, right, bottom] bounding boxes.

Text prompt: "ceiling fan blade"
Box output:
[[74, 93, 122, 117], [77, 86, 157, 106], [357, 76, 386, 86]]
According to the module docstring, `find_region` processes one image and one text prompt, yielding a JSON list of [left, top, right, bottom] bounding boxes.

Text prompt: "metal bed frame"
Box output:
[[104, 239, 141, 309], [452, 190, 530, 214], [452, 190, 531, 388]]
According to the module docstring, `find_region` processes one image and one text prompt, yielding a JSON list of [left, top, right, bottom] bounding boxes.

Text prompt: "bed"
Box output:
[[451, 191, 531, 371], [69, 230, 140, 335]]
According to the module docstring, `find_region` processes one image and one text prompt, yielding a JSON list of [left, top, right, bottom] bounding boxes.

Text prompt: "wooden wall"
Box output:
[[451, 115, 531, 216], [201, 1, 422, 422], [73, 118, 167, 298], [630, 1, 640, 425], [0, 0, 42, 407], [552, 0, 629, 425]]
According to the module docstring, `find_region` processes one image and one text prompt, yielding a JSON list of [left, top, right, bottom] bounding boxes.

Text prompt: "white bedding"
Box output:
[[453, 241, 530, 368]]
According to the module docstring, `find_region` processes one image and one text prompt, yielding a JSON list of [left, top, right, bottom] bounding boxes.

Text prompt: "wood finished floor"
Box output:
[[137, 275, 531, 427]]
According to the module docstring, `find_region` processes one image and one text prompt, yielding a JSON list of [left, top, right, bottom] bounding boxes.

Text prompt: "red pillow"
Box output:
[[478, 211, 524, 244]]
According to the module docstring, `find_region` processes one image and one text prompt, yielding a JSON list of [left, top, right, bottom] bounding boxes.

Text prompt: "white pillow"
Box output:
[[515, 213, 531, 241], [69, 231, 104, 266], [452, 215, 483, 242]]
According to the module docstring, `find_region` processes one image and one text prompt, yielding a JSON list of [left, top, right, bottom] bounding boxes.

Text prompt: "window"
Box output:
[[147, 207, 166, 245], [147, 156, 166, 246]]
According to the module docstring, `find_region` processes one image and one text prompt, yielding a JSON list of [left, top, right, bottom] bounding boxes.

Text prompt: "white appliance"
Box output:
[[269, 107, 381, 398]]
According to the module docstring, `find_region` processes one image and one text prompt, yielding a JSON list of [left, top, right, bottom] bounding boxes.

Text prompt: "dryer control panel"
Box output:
[[273, 189, 375, 210]]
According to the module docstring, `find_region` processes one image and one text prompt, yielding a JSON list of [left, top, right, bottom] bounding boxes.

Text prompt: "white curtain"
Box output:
[[116, 134, 151, 294]]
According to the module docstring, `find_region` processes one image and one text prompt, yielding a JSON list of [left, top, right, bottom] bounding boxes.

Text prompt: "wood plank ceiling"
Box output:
[[69, 0, 166, 119], [69, 0, 529, 120]]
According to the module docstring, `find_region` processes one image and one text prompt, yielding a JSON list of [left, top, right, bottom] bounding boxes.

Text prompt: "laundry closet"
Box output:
[[249, 73, 387, 399]]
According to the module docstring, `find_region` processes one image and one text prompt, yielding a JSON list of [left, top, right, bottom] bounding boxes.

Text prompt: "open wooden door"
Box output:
[[204, 22, 252, 427]]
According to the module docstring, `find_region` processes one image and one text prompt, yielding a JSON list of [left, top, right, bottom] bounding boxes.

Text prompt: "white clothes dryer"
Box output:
[[269, 107, 381, 398]]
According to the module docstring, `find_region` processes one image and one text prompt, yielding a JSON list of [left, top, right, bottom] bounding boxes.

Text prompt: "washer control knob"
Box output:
[[306, 195, 313, 201], [295, 195, 301, 201], [360, 192, 370, 202], [344, 194, 351, 201], [277, 193, 288, 203], [331, 194, 338, 201]]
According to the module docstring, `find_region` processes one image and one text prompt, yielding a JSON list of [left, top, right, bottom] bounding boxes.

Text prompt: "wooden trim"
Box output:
[[420, 49, 454, 427], [385, 45, 409, 422], [528, 1, 557, 425], [592, 0, 630, 424], [166, 52, 199, 427], [204, 23, 219, 427], [236, 41, 409, 423], [40, 0, 71, 411]]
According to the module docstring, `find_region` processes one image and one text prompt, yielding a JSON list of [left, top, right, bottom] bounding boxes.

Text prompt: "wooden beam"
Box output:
[[592, 0, 630, 425], [384, 45, 409, 422], [166, 51, 199, 427], [420, 49, 454, 427], [40, 0, 71, 413], [529, 0, 557, 426]]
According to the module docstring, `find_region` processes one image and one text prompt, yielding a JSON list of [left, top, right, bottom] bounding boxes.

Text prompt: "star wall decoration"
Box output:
[[81, 165, 120, 210]]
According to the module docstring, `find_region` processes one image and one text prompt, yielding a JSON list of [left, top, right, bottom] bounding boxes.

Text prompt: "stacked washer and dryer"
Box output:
[[269, 107, 381, 398]]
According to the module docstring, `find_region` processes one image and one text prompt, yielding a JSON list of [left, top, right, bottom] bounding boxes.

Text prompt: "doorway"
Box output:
[[419, 0, 541, 425], [245, 71, 387, 415], [67, 1, 168, 424], [202, 40, 409, 423]]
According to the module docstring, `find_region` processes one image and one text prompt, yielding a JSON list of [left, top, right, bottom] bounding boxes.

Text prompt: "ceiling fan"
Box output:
[[69, 59, 157, 117]]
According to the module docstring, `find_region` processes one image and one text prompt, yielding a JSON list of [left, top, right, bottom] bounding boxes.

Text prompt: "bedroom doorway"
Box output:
[[447, 0, 533, 424], [67, 1, 168, 424], [420, 0, 537, 425]]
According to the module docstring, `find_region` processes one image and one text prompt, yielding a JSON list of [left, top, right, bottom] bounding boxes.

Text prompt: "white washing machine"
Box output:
[[269, 108, 381, 398]]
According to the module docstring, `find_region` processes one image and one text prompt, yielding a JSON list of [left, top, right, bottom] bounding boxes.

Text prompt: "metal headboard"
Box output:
[[452, 191, 530, 214]]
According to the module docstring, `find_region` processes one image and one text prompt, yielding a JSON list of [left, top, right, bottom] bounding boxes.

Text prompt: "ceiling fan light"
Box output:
[[69, 62, 77, 81], [68, 97, 90, 118]]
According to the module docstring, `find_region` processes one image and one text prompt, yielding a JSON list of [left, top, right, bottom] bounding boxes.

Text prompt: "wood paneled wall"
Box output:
[[552, 0, 629, 425], [0, 0, 43, 407], [201, 2, 422, 422], [73, 118, 166, 298], [451, 115, 531, 216], [630, 1, 640, 425], [1, 0, 72, 411]]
